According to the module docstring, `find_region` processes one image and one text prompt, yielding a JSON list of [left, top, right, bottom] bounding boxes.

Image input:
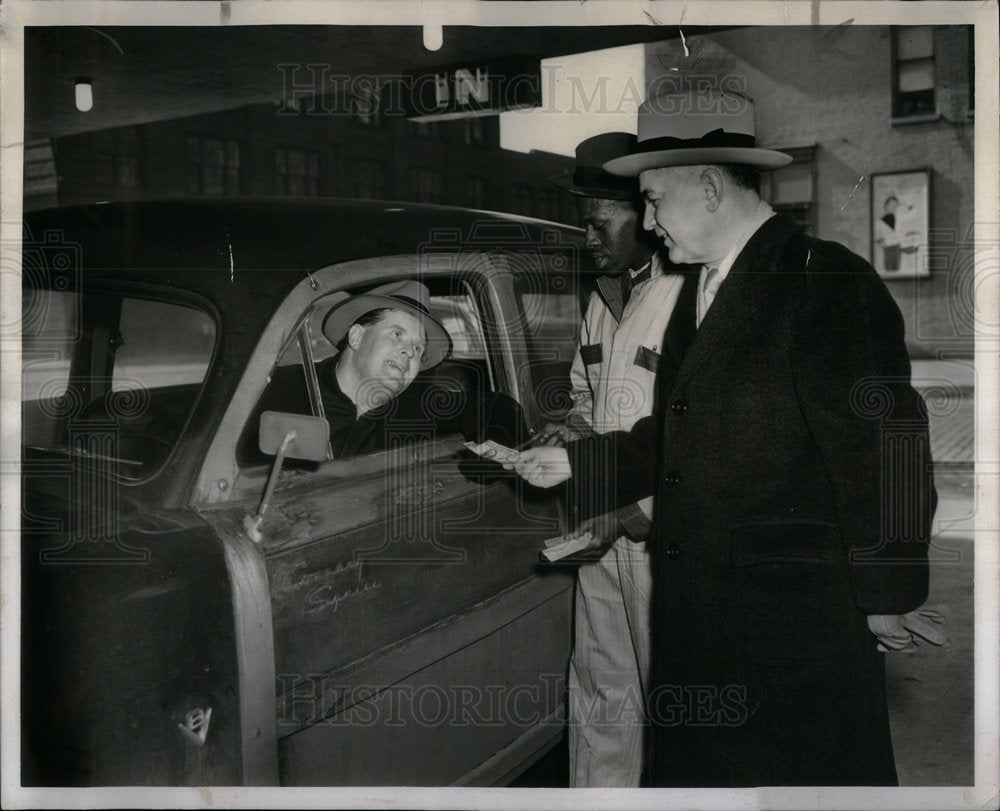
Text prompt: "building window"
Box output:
[[410, 121, 439, 138], [409, 167, 444, 203], [353, 100, 381, 126], [349, 79, 383, 126], [187, 136, 240, 195], [508, 183, 534, 217], [892, 26, 936, 118], [468, 176, 488, 209], [967, 26, 974, 113], [275, 146, 320, 196], [116, 128, 140, 188], [463, 118, 485, 146], [537, 188, 562, 222], [762, 145, 816, 235], [351, 160, 387, 200]]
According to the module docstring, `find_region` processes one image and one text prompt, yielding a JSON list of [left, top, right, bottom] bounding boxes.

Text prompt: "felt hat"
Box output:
[[551, 132, 640, 200], [604, 88, 792, 176], [321, 280, 452, 370]]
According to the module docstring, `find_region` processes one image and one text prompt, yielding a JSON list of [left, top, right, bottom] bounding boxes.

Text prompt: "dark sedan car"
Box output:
[[20, 198, 592, 786]]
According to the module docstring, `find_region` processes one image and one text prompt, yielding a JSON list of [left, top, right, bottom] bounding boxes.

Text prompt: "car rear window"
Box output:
[[22, 286, 217, 481]]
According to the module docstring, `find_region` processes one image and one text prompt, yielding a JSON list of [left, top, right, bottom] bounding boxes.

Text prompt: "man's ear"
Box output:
[[701, 167, 724, 213], [347, 323, 365, 350]]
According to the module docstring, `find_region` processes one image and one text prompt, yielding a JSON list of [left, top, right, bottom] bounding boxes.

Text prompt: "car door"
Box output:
[[196, 258, 575, 785]]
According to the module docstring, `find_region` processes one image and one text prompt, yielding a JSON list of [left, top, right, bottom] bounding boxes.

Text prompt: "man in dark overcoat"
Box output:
[[495, 86, 937, 786]]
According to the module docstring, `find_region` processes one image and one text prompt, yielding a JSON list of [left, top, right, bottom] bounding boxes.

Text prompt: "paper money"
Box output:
[[539, 533, 602, 563], [464, 439, 521, 463]]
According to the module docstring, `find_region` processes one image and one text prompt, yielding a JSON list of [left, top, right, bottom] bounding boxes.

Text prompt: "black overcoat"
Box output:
[[566, 215, 936, 786]]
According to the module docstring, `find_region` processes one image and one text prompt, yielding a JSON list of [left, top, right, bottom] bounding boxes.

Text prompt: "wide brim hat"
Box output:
[[321, 280, 452, 370], [604, 88, 792, 176], [551, 132, 639, 200]]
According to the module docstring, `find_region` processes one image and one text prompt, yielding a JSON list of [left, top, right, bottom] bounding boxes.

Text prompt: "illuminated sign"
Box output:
[[404, 55, 542, 121]]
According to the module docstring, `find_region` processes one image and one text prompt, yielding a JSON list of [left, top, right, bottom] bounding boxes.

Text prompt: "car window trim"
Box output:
[[192, 255, 514, 507], [26, 279, 220, 487]]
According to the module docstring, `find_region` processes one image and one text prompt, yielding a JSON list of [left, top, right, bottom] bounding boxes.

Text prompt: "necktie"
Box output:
[[697, 266, 722, 327]]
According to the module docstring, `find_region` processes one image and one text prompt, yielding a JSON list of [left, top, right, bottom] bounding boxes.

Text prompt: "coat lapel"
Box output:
[[658, 265, 700, 376], [670, 215, 800, 393]]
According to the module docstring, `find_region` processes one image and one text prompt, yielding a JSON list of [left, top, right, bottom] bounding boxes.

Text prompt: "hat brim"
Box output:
[[551, 171, 636, 201], [604, 147, 793, 177], [322, 294, 453, 370]]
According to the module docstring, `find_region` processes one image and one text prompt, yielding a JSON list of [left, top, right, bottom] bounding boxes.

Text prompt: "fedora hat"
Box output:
[[321, 280, 452, 370], [551, 132, 640, 200], [604, 88, 792, 176]]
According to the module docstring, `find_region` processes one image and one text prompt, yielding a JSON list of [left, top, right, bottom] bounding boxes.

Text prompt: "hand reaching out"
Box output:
[[531, 422, 580, 448], [464, 441, 572, 488], [509, 445, 572, 487], [562, 511, 623, 554]]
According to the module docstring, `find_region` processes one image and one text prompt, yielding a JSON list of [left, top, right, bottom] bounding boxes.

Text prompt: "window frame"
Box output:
[[23, 280, 221, 486], [235, 275, 496, 470], [186, 134, 242, 195], [762, 144, 817, 235], [275, 145, 321, 197], [193, 255, 533, 507], [349, 158, 388, 200], [891, 25, 938, 122]]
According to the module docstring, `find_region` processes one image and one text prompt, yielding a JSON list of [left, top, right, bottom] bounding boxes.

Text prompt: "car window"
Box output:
[[22, 286, 216, 481], [112, 298, 214, 389], [236, 277, 494, 469], [427, 294, 487, 359], [22, 288, 76, 400], [513, 267, 590, 422]]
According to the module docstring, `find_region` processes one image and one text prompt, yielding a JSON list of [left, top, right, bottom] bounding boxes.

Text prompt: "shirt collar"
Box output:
[[714, 200, 775, 280]]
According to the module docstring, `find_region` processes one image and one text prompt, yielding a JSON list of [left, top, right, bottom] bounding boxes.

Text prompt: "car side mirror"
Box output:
[[258, 411, 330, 461], [244, 411, 329, 543]]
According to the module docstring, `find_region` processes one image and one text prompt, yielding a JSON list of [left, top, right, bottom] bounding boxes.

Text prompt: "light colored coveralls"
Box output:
[[567, 251, 684, 786]]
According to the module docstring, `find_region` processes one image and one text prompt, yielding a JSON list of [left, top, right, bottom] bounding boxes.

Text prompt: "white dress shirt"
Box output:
[[696, 199, 776, 326]]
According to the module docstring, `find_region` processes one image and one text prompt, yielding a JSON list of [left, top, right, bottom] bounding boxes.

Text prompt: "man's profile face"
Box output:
[[640, 166, 716, 266], [578, 197, 644, 274], [350, 309, 426, 396]]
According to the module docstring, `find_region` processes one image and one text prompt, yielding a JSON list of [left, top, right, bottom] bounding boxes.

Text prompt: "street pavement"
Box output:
[[886, 359, 977, 786]]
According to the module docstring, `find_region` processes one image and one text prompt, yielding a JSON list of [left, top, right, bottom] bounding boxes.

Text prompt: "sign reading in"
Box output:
[[404, 55, 542, 121]]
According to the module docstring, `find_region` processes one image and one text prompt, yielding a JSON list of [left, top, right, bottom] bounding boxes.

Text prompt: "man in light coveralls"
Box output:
[[546, 132, 696, 786]]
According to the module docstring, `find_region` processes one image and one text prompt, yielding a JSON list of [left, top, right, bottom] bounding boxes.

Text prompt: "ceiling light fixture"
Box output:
[[423, 24, 443, 52], [74, 78, 93, 112]]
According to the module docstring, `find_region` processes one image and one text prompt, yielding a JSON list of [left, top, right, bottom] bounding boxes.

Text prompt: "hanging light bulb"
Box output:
[[74, 78, 93, 112], [423, 24, 443, 52]]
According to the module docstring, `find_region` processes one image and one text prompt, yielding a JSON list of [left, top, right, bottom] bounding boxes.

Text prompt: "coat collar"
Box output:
[[670, 214, 803, 391], [593, 250, 668, 321]]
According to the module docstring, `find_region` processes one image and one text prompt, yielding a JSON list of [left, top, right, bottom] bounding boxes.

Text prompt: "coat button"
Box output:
[[665, 546, 681, 559], [664, 473, 681, 487], [670, 398, 688, 415]]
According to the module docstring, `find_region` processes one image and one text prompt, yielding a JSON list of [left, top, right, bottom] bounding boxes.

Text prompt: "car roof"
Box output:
[[23, 197, 582, 294], [21, 198, 584, 507]]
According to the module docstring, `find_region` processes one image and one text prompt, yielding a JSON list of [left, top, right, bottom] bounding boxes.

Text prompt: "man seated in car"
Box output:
[[318, 280, 525, 458]]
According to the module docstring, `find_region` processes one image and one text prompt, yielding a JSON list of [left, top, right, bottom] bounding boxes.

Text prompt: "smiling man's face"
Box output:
[[350, 309, 426, 396], [640, 165, 718, 266]]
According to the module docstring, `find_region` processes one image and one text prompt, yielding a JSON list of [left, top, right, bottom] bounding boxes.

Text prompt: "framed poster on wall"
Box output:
[[871, 169, 931, 278]]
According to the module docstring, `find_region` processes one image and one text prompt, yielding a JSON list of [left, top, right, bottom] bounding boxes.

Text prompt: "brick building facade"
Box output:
[[31, 26, 976, 357], [36, 97, 578, 227], [645, 25, 975, 357]]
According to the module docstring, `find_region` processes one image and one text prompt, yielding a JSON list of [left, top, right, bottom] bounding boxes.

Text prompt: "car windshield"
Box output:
[[22, 285, 217, 481]]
